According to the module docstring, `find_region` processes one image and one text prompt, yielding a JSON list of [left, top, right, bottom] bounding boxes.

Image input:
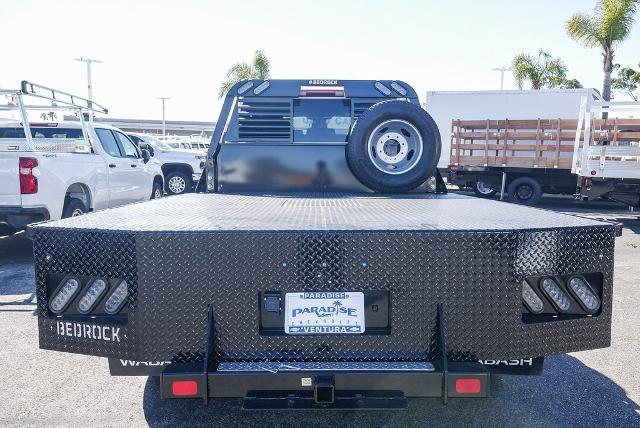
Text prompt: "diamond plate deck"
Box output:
[[33, 193, 605, 232], [32, 193, 617, 364]]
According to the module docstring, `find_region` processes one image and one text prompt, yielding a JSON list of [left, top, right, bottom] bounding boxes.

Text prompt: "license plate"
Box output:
[[284, 291, 365, 335]]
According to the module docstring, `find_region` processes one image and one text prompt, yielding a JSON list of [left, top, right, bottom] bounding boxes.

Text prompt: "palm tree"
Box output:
[[39, 111, 58, 121], [512, 50, 578, 89], [565, 0, 638, 102], [218, 50, 270, 99]]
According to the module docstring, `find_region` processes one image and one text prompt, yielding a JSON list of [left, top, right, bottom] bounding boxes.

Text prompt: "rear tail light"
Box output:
[[104, 280, 128, 314], [77, 278, 108, 314], [49, 278, 81, 314], [521, 281, 544, 314], [540, 278, 571, 312], [568, 277, 600, 312], [19, 157, 38, 194]]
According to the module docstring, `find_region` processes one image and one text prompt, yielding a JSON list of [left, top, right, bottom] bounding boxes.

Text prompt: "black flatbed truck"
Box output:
[[31, 80, 619, 409]]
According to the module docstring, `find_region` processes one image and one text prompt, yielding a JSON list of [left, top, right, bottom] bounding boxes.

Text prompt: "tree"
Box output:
[[218, 50, 270, 99], [511, 50, 580, 89], [39, 111, 58, 121], [612, 63, 640, 100], [565, 0, 638, 102]]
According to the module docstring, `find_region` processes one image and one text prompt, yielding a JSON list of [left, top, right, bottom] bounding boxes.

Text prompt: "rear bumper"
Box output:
[[0, 206, 49, 228], [159, 305, 489, 408], [160, 361, 489, 407]]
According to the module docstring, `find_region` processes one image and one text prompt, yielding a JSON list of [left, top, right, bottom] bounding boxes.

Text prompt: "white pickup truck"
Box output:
[[127, 133, 206, 195], [0, 82, 164, 230]]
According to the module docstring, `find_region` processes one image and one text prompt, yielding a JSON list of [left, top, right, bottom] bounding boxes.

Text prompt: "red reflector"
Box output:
[[455, 378, 481, 394], [172, 380, 198, 396], [590, 170, 597, 176]]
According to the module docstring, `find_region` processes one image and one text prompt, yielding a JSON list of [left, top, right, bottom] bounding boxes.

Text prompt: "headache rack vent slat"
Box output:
[[353, 102, 376, 120], [238, 98, 292, 140]]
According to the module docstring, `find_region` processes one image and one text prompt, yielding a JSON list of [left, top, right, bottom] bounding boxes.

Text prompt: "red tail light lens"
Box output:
[[171, 380, 198, 396], [19, 157, 38, 194], [455, 378, 482, 394]]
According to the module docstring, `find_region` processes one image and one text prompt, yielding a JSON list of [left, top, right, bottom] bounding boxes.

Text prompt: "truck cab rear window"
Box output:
[[293, 99, 352, 143], [0, 127, 83, 138]]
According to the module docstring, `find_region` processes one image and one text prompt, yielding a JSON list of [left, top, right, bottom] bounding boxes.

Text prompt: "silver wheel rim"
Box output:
[[168, 176, 186, 194], [71, 208, 84, 217], [367, 119, 423, 175], [154, 187, 162, 199], [475, 181, 494, 195]]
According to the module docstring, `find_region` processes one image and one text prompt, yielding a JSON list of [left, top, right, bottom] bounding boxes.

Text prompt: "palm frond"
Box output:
[[598, 0, 637, 45], [218, 50, 271, 99], [226, 62, 253, 79], [566, 13, 602, 47], [253, 50, 270, 79], [217, 79, 237, 99]]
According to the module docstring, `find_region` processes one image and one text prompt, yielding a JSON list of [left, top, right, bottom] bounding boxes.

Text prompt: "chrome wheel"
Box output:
[[367, 119, 423, 175], [71, 208, 84, 217], [153, 186, 163, 199], [475, 181, 494, 195], [168, 176, 186, 194]]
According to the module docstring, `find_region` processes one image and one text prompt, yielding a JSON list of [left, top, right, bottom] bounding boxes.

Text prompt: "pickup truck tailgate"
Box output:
[[0, 152, 22, 206]]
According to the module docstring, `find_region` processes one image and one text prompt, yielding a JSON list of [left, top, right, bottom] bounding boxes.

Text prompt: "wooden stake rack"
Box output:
[[450, 118, 640, 169]]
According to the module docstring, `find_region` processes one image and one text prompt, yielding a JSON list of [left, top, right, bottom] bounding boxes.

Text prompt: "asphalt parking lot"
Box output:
[[0, 195, 639, 427]]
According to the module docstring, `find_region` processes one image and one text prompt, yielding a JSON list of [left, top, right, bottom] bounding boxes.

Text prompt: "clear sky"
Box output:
[[2, 0, 639, 121]]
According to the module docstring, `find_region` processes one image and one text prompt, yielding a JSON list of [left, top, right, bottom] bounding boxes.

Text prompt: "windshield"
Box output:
[[155, 140, 173, 150], [141, 136, 173, 150]]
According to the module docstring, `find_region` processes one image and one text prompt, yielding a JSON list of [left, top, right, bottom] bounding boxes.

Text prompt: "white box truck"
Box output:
[[425, 89, 601, 204]]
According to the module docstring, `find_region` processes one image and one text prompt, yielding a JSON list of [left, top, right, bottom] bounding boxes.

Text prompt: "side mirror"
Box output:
[[141, 149, 151, 163]]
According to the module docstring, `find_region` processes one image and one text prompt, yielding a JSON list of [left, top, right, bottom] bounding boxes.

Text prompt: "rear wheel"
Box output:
[[62, 198, 87, 218], [507, 177, 542, 205], [472, 181, 497, 198], [165, 172, 191, 195]]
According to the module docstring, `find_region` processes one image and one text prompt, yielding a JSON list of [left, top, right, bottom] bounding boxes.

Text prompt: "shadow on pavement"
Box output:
[[0, 232, 35, 301], [142, 354, 640, 427]]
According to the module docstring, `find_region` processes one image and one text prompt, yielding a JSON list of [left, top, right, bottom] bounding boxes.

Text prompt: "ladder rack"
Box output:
[[0, 80, 108, 151]]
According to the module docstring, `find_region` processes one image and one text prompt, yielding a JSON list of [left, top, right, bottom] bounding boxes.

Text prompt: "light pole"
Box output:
[[492, 66, 512, 90], [74, 57, 102, 122], [156, 97, 170, 136]]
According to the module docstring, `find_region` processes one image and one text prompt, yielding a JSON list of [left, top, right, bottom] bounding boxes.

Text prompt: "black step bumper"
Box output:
[[160, 361, 489, 408], [0, 206, 49, 229]]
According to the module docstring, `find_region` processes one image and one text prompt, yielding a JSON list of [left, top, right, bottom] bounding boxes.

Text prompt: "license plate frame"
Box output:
[[284, 291, 365, 335]]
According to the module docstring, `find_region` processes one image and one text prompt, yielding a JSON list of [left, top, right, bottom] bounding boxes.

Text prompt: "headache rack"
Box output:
[[0, 80, 107, 153]]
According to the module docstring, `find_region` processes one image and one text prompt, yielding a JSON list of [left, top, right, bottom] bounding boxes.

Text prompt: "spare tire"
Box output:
[[346, 100, 441, 193]]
